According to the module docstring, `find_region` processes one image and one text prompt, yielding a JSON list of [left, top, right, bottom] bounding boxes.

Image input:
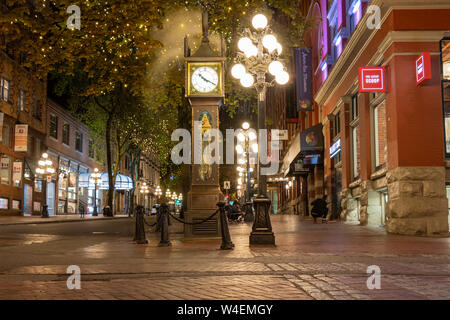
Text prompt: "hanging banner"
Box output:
[[0, 112, 4, 143], [14, 124, 28, 152], [300, 124, 324, 152], [295, 48, 313, 111], [0, 156, 9, 184], [358, 67, 387, 92], [12, 161, 22, 185], [415, 52, 432, 86]]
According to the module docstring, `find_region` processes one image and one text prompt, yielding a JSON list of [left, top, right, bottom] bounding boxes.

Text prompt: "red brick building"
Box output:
[[279, 0, 450, 236], [0, 51, 46, 216]]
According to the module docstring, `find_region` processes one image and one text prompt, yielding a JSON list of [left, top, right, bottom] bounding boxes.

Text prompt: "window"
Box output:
[[62, 123, 70, 145], [75, 131, 83, 152], [2, 124, 10, 147], [0, 197, 8, 209], [1, 77, 10, 102], [12, 200, 20, 210], [88, 139, 94, 158], [34, 180, 42, 192], [33, 98, 42, 120], [441, 38, 450, 156], [350, 93, 360, 180], [0, 155, 10, 185], [373, 101, 387, 169], [49, 114, 58, 139], [18, 88, 26, 111], [333, 112, 341, 137], [351, 94, 359, 120]]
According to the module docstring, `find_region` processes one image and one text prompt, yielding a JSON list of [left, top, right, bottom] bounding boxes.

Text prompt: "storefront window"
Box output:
[[0, 155, 10, 185], [441, 39, 450, 156], [12, 200, 20, 210], [58, 159, 69, 214], [67, 164, 78, 214], [35, 180, 42, 192], [373, 101, 387, 169], [0, 197, 8, 209]]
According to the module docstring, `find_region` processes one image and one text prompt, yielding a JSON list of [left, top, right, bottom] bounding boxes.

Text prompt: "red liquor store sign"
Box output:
[[415, 52, 432, 86], [358, 67, 387, 92]]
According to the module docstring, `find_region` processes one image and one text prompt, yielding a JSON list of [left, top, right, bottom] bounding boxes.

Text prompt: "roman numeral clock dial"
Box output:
[[186, 62, 223, 97], [192, 67, 218, 93]]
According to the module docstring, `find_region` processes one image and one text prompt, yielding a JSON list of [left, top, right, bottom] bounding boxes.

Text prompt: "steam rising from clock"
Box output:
[[149, 9, 222, 74]]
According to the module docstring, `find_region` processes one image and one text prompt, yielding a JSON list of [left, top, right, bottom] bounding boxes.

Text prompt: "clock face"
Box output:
[[191, 67, 218, 93]]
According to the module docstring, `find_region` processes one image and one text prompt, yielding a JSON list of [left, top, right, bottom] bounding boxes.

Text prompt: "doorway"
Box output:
[[46, 181, 55, 216], [23, 184, 33, 216]]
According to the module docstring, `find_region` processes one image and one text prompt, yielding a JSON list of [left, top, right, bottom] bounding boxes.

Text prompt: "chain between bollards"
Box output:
[[217, 201, 234, 250]]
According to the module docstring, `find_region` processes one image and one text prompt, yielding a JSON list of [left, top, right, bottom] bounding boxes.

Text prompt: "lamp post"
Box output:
[[232, 14, 288, 245], [91, 168, 101, 216], [237, 121, 258, 204], [140, 182, 150, 213], [37, 152, 55, 218]]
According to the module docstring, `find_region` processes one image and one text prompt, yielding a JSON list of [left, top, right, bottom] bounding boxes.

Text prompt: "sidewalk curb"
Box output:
[[0, 216, 132, 226]]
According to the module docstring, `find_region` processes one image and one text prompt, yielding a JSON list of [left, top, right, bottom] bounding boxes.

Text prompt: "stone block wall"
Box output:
[[386, 167, 449, 236]]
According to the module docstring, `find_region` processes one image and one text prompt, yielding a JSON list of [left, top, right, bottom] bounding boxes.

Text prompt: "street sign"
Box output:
[[224, 181, 230, 189]]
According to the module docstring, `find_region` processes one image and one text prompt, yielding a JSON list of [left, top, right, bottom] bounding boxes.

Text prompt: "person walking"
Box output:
[[79, 205, 85, 218], [310, 195, 328, 224]]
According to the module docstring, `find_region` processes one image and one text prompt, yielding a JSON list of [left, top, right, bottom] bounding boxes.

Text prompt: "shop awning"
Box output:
[[280, 124, 324, 177], [78, 173, 134, 190]]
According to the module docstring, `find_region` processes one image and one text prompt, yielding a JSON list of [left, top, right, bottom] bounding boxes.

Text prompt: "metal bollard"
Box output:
[[158, 203, 171, 247], [133, 205, 148, 244], [217, 201, 234, 250], [41, 205, 49, 218]]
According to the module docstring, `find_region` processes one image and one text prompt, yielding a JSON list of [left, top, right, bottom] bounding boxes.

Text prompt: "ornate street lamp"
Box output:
[[236, 122, 258, 205], [232, 14, 287, 244], [91, 168, 101, 216], [155, 185, 162, 203], [36, 152, 55, 218], [140, 181, 150, 211]]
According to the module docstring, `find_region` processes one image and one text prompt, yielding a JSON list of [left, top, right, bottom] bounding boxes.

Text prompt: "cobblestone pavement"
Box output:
[[0, 215, 448, 300]]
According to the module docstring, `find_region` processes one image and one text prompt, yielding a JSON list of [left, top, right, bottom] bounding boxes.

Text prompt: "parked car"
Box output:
[[151, 204, 160, 216]]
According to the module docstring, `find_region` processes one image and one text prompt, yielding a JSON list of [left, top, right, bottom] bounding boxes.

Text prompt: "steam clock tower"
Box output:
[[184, 10, 225, 238]]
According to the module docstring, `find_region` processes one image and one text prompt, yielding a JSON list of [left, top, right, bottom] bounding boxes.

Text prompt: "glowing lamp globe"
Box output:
[[275, 42, 282, 54], [276, 71, 290, 85], [244, 45, 257, 58], [237, 133, 245, 142], [248, 131, 257, 140], [236, 144, 244, 154], [242, 122, 250, 130], [231, 64, 246, 79], [252, 14, 268, 29], [268, 61, 283, 76], [240, 73, 254, 88], [251, 143, 258, 153], [238, 37, 253, 52], [262, 34, 277, 52]]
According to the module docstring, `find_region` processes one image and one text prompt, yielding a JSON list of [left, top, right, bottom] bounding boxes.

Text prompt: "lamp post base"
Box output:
[[41, 205, 49, 218], [250, 195, 275, 245]]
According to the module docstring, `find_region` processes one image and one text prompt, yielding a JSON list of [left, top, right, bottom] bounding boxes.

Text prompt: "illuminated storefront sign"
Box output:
[[358, 67, 387, 92], [329, 138, 341, 158], [415, 52, 432, 86]]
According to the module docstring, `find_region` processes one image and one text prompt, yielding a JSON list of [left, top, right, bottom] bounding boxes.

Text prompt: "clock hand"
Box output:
[[199, 74, 217, 86]]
